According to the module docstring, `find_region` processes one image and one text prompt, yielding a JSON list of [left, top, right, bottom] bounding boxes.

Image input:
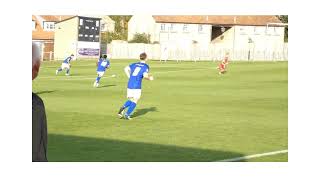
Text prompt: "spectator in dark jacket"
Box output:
[[32, 42, 48, 162]]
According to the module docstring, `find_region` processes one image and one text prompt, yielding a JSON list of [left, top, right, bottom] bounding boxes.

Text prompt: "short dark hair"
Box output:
[[103, 54, 107, 58], [140, 52, 147, 60]]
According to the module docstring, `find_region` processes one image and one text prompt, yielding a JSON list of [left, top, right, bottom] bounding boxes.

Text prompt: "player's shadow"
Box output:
[[35, 90, 57, 95], [131, 107, 157, 118], [98, 84, 116, 88], [48, 133, 246, 162]]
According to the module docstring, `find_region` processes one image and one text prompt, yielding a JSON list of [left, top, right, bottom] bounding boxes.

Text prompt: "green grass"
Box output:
[[32, 59, 288, 162]]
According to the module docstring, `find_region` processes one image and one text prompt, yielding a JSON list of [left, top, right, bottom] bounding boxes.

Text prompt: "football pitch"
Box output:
[[32, 59, 288, 162]]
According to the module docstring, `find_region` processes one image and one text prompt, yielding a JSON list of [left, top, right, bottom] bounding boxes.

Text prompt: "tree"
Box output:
[[100, 16, 132, 44], [109, 15, 132, 40], [277, 15, 288, 42], [101, 32, 123, 44], [128, 33, 151, 43]]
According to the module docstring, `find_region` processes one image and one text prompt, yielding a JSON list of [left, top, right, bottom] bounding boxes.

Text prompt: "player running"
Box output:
[[56, 54, 75, 76], [93, 54, 111, 87], [118, 52, 154, 120], [217, 52, 229, 74]]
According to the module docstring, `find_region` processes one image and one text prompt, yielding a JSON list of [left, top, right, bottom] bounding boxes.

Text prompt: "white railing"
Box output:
[[107, 43, 288, 61]]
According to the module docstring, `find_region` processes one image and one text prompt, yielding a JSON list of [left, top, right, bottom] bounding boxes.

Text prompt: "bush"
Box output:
[[129, 33, 151, 43], [101, 32, 125, 44]]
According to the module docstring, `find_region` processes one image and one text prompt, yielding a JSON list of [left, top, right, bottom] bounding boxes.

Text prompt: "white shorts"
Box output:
[[127, 88, 141, 99], [97, 71, 105, 77], [61, 63, 70, 69]]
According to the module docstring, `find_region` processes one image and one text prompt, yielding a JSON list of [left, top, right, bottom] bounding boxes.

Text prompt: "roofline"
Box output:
[[266, 22, 288, 27], [155, 21, 285, 26], [55, 16, 77, 24], [78, 16, 102, 20], [32, 38, 54, 41], [55, 16, 102, 24]]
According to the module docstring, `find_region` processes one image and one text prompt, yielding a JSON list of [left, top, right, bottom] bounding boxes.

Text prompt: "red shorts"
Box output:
[[219, 63, 226, 70]]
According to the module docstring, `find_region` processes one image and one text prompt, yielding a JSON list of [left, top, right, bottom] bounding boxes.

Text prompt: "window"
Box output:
[[170, 24, 175, 32], [273, 27, 280, 35], [254, 26, 260, 35], [266, 27, 273, 35], [96, 20, 99, 27], [79, 34, 83, 37], [183, 24, 188, 32], [32, 21, 36, 31], [43, 21, 55, 31], [160, 24, 166, 31], [198, 25, 203, 33], [79, 19, 83, 25], [101, 24, 106, 30], [239, 27, 247, 35]]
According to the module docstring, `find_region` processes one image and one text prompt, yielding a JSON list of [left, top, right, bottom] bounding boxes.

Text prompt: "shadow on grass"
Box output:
[[98, 84, 116, 88], [35, 90, 57, 95], [131, 107, 158, 118], [48, 134, 245, 162]]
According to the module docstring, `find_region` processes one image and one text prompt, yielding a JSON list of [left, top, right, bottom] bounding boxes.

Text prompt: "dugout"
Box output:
[[54, 16, 101, 60]]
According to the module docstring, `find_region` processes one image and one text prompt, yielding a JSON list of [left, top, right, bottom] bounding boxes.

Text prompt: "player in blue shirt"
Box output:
[[118, 52, 154, 120], [56, 54, 74, 76], [93, 54, 111, 87]]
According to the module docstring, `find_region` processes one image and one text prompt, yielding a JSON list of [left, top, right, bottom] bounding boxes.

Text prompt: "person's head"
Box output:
[[32, 42, 41, 80], [103, 54, 107, 59], [140, 52, 147, 61]]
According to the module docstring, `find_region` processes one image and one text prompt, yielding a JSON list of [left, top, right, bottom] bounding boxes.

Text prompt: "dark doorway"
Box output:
[[211, 26, 231, 41]]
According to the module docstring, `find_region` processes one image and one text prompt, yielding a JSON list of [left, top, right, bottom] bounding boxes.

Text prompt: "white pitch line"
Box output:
[[216, 149, 288, 162], [38, 75, 94, 79], [41, 64, 97, 68], [38, 68, 212, 80], [153, 68, 212, 74], [38, 76, 115, 81]]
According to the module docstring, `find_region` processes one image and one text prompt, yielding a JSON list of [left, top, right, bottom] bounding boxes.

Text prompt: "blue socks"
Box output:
[[66, 68, 70, 74], [126, 102, 137, 116], [96, 76, 101, 83], [123, 100, 132, 108], [122, 100, 137, 116]]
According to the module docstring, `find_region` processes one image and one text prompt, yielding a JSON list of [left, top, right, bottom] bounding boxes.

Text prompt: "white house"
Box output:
[[128, 15, 286, 52], [99, 16, 115, 32]]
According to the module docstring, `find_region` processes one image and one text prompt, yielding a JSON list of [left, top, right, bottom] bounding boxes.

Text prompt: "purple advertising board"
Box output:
[[78, 48, 100, 56]]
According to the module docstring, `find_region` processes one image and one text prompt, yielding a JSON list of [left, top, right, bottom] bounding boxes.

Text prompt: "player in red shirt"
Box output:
[[217, 52, 229, 74]]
